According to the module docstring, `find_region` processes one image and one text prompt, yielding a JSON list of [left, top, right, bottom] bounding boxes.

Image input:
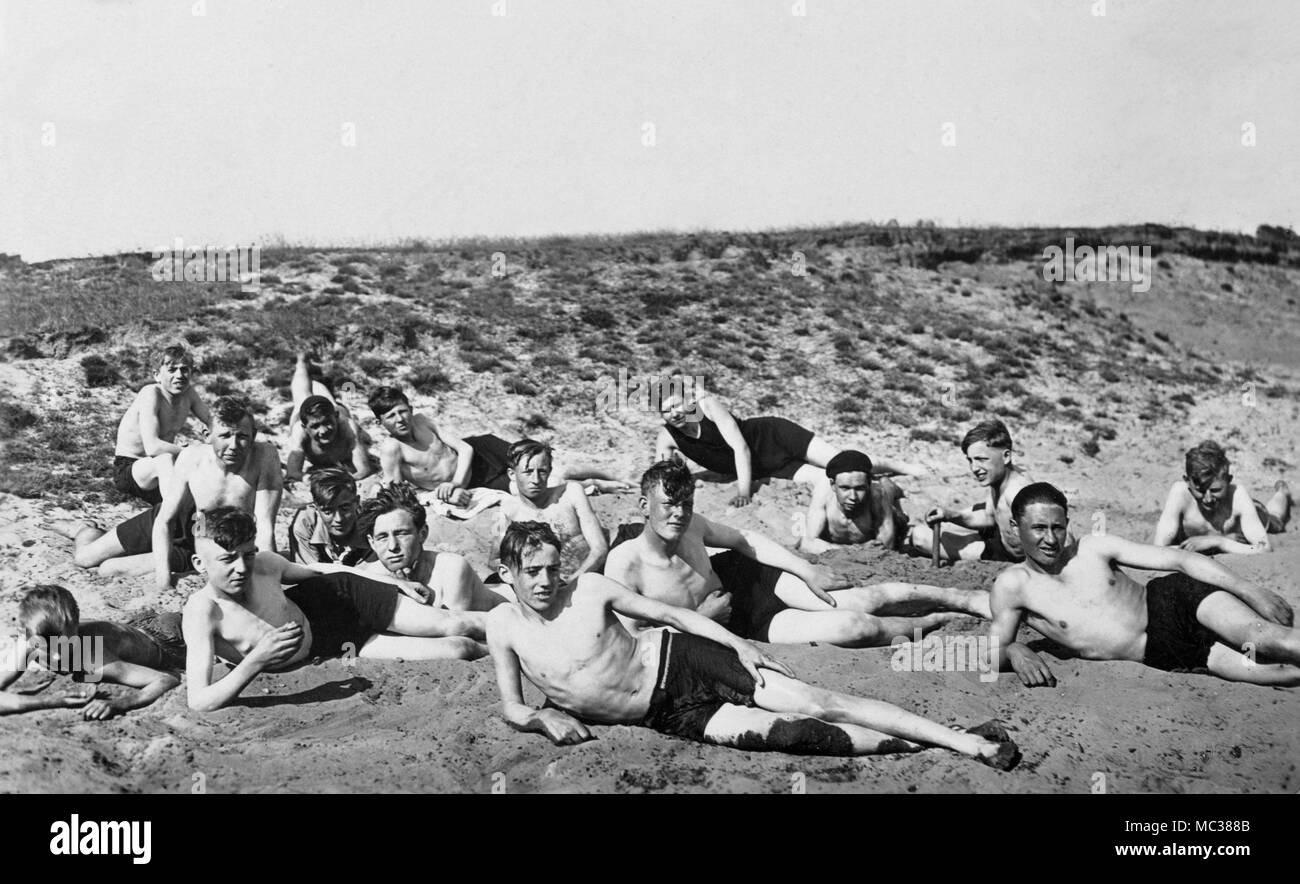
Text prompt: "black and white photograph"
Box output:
[[0, 0, 1297, 824]]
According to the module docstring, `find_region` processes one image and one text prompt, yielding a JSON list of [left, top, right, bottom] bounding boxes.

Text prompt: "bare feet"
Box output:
[[44, 518, 103, 542]]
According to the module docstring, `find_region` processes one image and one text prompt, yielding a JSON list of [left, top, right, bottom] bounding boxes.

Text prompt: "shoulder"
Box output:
[[253, 550, 287, 576], [182, 591, 220, 626], [575, 571, 620, 600], [1166, 480, 1190, 501], [136, 384, 162, 404], [991, 564, 1031, 599], [486, 603, 519, 639]]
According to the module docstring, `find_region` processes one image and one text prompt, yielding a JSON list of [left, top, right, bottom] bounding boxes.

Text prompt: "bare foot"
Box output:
[[44, 518, 101, 541], [967, 720, 1022, 771]]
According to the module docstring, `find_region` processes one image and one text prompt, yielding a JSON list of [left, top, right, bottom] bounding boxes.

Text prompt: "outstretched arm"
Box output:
[[798, 483, 834, 554], [1231, 486, 1271, 551], [1091, 534, 1291, 625], [701, 396, 754, 505], [0, 653, 93, 715], [488, 613, 591, 745], [568, 485, 610, 578], [654, 428, 678, 464], [700, 515, 839, 606], [599, 575, 794, 686], [81, 660, 180, 719], [254, 447, 284, 553], [988, 571, 1055, 687]]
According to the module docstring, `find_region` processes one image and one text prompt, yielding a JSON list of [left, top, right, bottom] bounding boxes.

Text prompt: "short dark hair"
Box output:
[[195, 506, 256, 551], [211, 395, 253, 429], [18, 585, 79, 638], [358, 482, 426, 536], [1184, 440, 1230, 486], [506, 439, 552, 469], [157, 344, 192, 368], [961, 418, 1013, 454], [640, 458, 694, 504], [300, 395, 337, 425], [1011, 482, 1069, 521], [499, 521, 562, 572], [368, 386, 410, 419], [309, 467, 358, 509]]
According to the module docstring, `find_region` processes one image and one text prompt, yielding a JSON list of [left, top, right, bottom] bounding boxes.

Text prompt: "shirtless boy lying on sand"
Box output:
[[488, 521, 1019, 768], [656, 389, 925, 507], [369, 386, 513, 504], [604, 460, 987, 648], [1152, 440, 1291, 555], [905, 419, 1034, 563], [284, 353, 374, 486], [54, 396, 282, 591], [989, 482, 1299, 688], [495, 439, 609, 582], [182, 507, 487, 712], [1, 585, 182, 719], [354, 483, 506, 610], [798, 450, 909, 555], [113, 344, 210, 505]]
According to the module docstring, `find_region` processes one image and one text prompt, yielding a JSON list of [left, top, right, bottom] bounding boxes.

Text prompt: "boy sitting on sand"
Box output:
[[369, 386, 514, 504], [354, 483, 506, 610], [487, 521, 1019, 768], [656, 388, 925, 508], [1152, 440, 1292, 555], [798, 450, 909, 554], [1, 585, 182, 719], [604, 460, 987, 648], [905, 418, 1033, 562], [113, 344, 210, 505], [181, 507, 487, 712], [286, 467, 375, 567], [54, 396, 283, 591], [284, 353, 375, 487], [988, 482, 1299, 687], [495, 439, 609, 582]]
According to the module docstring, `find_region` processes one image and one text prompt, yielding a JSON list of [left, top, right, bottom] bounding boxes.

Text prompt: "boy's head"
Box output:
[[358, 483, 427, 574], [210, 396, 256, 467], [18, 585, 79, 640], [639, 459, 695, 541], [299, 395, 340, 445], [192, 506, 257, 594], [1184, 440, 1232, 509], [826, 449, 873, 516], [961, 419, 1014, 487], [17, 585, 82, 672], [309, 467, 360, 537], [506, 439, 553, 499], [368, 386, 413, 437], [1010, 482, 1069, 569], [155, 344, 194, 394], [497, 521, 564, 610]]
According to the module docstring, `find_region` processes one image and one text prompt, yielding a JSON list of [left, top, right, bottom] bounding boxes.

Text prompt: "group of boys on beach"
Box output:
[[5, 343, 1298, 774]]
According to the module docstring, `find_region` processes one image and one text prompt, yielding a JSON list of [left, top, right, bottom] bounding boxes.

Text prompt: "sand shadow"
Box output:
[[233, 676, 372, 708]]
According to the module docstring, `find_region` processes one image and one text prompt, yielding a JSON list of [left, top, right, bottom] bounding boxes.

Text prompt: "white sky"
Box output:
[[1, 0, 1296, 260]]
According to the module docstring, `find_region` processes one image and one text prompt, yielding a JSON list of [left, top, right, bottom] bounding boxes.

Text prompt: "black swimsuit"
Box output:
[[665, 414, 814, 480]]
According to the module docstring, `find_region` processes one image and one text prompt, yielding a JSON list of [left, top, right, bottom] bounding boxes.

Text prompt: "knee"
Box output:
[[73, 549, 101, 569], [843, 612, 883, 644]]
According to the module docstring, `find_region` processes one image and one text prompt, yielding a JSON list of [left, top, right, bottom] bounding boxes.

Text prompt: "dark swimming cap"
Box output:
[[826, 449, 873, 479], [299, 395, 337, 423]]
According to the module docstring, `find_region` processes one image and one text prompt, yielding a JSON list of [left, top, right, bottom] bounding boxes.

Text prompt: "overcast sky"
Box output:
[[1, 0, 1296, 260]]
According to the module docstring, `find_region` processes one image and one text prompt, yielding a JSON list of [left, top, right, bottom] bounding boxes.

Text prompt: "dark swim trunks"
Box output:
[[640, 631, 757, 742], [465, 434, 512, 492], [1142, 573, 1222, 672], [979, 525, 1025, 563], [114, 502, 198, 572], [709, 550, 788, 642], [283, 572, 402, 659], [665, 415, 815, 480], [125, 610, 187, 670], [112, 455, 163, 505]]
